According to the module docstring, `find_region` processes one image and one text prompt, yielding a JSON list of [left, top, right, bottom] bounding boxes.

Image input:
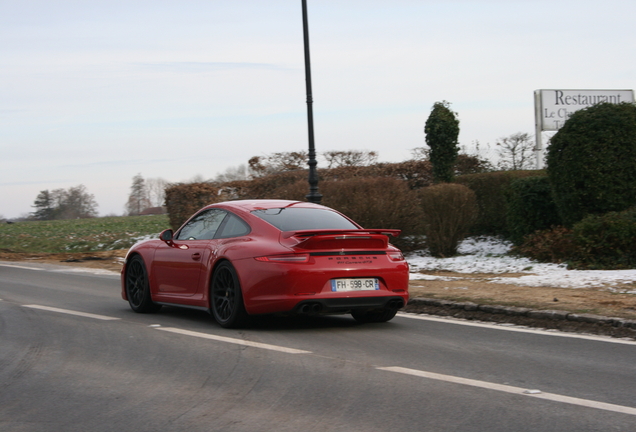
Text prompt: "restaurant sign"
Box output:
[[535, 89, 634, 131]]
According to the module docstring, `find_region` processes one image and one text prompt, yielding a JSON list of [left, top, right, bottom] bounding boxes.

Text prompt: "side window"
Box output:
[[216, 213, 251, 238], [176, 209, 227, 240]]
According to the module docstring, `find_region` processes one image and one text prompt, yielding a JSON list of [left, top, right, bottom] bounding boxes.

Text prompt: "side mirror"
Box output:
[[159, 229, 174, 244]]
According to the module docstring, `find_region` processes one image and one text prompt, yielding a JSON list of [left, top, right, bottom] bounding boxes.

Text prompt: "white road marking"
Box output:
[[157, 327, 312, 354], [378, 366, 636, 416], [22, 304, 120, 321], [12, 301, 636, 416], [0, 262, 118, 276], [0, 263, 44, 271], [397, 312, 636, 345]]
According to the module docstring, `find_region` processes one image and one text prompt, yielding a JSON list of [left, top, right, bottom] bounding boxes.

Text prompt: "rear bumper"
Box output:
[[234, 256, 409, 315], [292, 296, 406, 315]]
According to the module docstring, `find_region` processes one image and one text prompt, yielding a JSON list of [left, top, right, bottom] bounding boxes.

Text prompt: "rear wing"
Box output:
[[281, 229, 401, 239]]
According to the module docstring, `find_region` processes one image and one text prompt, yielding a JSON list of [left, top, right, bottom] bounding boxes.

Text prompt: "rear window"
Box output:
[[252, 207, 358, 231]]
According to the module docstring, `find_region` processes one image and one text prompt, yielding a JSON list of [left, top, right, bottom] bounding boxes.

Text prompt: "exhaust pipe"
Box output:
[[387, 299, 404, 309], [299, 302, 322, 314]]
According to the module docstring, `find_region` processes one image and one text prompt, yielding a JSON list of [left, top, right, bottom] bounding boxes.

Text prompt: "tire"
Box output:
[[210, 261, 248, 328], [125, 255, 162, 313], [351, 307, 398, 323]]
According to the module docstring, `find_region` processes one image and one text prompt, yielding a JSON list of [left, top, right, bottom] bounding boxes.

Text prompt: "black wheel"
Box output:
[[125, 255, 161, 313], [351, 307, 398, 323], [210, 261, 248, 328]]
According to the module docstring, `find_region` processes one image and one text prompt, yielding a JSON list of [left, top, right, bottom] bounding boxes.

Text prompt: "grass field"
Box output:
[[0, 215, 170, 253]]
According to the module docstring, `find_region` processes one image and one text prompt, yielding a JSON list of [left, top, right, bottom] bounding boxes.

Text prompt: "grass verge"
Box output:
[[0, 215, 169, 253]]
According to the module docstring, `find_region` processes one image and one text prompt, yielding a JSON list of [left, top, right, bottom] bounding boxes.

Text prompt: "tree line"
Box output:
[[26, 99, 535, 221], [29, 175, 169, 221], [31, 185, 99, 220]]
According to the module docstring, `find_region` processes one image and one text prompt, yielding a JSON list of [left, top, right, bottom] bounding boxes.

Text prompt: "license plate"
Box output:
[[331, 278, 379, 292]]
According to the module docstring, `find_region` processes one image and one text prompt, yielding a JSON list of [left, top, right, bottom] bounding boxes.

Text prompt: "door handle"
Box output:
[[191, 252, 201, 261]]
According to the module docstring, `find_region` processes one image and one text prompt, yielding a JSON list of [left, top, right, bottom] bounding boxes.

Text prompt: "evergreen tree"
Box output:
[[32, 190, 55, 220], [424, 101, 460, 183]]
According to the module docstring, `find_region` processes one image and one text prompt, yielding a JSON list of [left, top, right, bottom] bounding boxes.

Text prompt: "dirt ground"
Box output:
[[0, 250, 128, 272], [408, 272, 636, 320], [1, 250, 635, 320]]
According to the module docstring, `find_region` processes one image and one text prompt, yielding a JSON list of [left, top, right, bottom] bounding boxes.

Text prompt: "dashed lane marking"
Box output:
[[156, 327, 312, 354], [22, 304, 120, 321], [378, 366, 636, 416]]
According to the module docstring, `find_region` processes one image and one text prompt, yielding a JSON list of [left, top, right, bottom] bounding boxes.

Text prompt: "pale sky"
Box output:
[[2, 0, 635, 219]]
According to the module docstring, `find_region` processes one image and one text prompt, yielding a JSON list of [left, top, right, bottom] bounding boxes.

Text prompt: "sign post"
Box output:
[[533, 89, 634, 168]]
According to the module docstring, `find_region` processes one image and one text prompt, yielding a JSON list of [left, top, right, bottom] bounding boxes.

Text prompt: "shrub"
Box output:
[[454, 153, 494, 175], [516, 208, 636, 269], [320, 177, 425, 251], [506, 176, 561, 245], [546, 102, 636, 226], [322, 160, 434, 190], [164, 182, 221, 230], [220, 170, 307, 200], [515, 226, 576, 264], [455, 170, 543, 235], [269, 179, 309, 201], [418, 183, 478, 257], [570, 207, 636, 269], [233, 176, 424, 251]]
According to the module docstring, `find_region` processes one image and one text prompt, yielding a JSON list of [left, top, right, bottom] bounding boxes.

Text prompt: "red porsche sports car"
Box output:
[[121, 199, 409, 328]]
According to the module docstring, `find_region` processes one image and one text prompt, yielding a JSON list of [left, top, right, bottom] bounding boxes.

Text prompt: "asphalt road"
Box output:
[[1, 261, 635, 432]]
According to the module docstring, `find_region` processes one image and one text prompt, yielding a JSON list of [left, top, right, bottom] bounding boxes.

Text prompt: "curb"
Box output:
[[404, 297, 636, 340]]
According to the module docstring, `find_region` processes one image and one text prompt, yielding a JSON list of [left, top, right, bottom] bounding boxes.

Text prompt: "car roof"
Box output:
[[209, 199, 327, 212]]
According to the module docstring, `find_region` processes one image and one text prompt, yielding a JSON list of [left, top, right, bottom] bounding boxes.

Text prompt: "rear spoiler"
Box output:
[[281, 229, 401, 239]]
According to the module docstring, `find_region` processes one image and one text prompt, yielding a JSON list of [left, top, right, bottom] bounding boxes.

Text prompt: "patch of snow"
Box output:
[[52, 267, 120, 276], [406, 236, 636, 290], [131, 233, 158, 243]]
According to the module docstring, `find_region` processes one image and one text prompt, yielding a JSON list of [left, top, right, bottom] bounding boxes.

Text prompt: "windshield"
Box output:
[[252, 207, 358, 231]]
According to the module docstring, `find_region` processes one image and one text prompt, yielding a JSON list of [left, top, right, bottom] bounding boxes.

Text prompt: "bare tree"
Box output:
[[214, 164, 250, 183], [248, 152, 308, 177], [126, 174, 151, 216], [410, 147, 428, 160], [496, 132, 535, 170], [62, 185, 99, 218], [322, 150, 378, 168], [146, 177, 168, 207]]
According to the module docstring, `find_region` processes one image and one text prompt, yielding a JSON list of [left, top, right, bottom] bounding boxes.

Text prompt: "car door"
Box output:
[[152, 209, 227, 297]]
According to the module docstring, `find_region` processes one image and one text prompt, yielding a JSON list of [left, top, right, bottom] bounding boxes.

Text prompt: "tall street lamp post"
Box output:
[[302, 0, 322, 204]]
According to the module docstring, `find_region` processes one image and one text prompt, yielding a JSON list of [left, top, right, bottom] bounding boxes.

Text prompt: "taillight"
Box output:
[[387, 251, 404, 261], [255, 253, 310, 263]]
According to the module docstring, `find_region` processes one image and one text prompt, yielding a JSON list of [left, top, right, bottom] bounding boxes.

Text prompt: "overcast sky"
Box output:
[[2, 0, 635, 219]]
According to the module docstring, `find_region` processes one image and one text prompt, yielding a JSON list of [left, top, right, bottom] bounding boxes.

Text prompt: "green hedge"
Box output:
[[571, 207, 636, 269], [517, 207, 636, 269], [505, 176, 561, 245], [546, 102, 636, 226], [455, 170, 544, 235]]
